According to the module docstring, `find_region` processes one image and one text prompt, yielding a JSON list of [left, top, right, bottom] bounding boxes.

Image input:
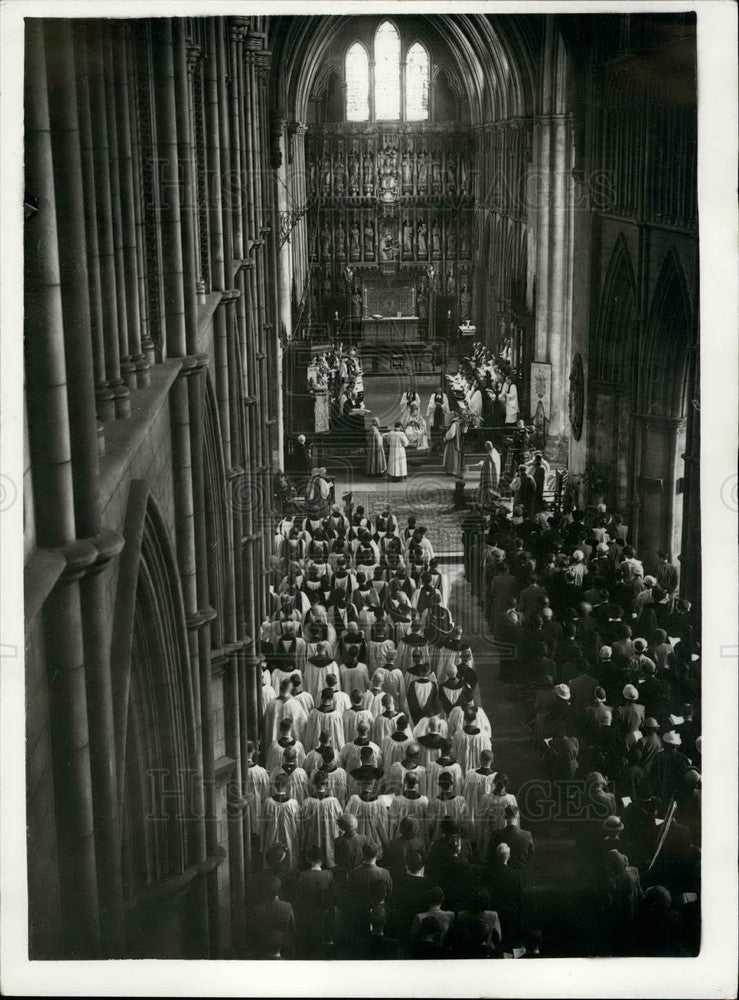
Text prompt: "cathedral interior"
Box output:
[[23, 12, 700, 962]]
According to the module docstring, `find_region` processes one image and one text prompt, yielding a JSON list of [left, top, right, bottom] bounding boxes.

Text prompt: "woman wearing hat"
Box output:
[[614, 684, 645, 739], [647, 730, 691, 801]]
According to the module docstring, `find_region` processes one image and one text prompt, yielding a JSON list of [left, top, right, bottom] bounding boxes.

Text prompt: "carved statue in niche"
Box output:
[[401, 151, 413, 192], [460, 283, 472, 318], [446, 266, 456, 296], [460, 153, 470, 195], [431, 148, 442, 192], [379, 146, 398, 202], [446, 154, 457, 194], [322, 275, 333, 300], [335, 221, 346, 259], [308, 155, 318, 196], [379, 218, 396, 261], [431, 219, 442, 259], [416, 149, 428, 190], [351, 286, 363, 319], [348, 149, 360, 195], [364, 216, 375, 258], [460, 220, 471, 258], [349, 219, 361, 260], [333, 151, 345, 196], [321, 223, 332, 259], [417, 286, 428, 321], [363, 150, 374, 195], [402, 217, 413, 257], [446, 224, 457, 258], [416, 220, 428, 258], [321, 154, 332, 196]]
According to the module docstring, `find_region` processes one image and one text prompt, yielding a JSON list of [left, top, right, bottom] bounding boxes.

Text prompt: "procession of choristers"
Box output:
[[254, 499, 492, 870]]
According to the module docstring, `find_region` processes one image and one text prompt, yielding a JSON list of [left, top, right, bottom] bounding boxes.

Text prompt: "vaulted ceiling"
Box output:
[[268, 14, 543, 124]]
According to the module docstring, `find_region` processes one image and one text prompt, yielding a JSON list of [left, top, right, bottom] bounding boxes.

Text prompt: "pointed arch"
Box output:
[[592, 235, 637, 385], [374, 20, 401, 120], [405, 41, 430, 121], [345, 41, 370, 121], [643, 248, 693, 417], [115, 488, 200, 955]]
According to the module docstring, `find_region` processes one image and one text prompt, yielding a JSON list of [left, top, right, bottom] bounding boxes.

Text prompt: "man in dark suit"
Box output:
[[348, 840, 393, 908], [489, 804, 534, 870], [244, 873, 297, 959], [389, 849, 433, 943], [426, 825, 477, 913], [485, 843, 523, 949], [293, 434, 313, 495], [382, 816, 426, 878]]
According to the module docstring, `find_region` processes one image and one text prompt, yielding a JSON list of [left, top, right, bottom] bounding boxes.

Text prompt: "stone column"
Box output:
[[113, 23, 149, 389], [228, 19, 247, 261], [125, 23, 156, 367], [546, 114, 568, 452], [533, 115, 551, 361], [102, 23, 135, 390], [72, 22, 113, 422], [151, 19, 210, 955], [24, 18, 101, 956], [43, 18, 127, 957], [85, 22, 130, 417], [151, 18, 186, 359], [172, 18, 200, 355]]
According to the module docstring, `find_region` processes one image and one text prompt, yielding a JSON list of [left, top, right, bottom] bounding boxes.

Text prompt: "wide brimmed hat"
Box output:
[[623, 684, 639, 701], [643, 717, 660, 730], [662, 730, 682, 746], [554, 683, 571, 701], [603, 816, 624, 832]]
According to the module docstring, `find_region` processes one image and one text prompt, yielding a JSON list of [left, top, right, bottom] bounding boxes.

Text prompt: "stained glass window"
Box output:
[[374, 21, 401, 121], [345, 42, 370, 121], [406, 42, 430, 121]]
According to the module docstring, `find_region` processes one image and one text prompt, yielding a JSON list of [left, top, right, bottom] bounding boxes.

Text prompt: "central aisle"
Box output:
[[447, 560, 593, 956]]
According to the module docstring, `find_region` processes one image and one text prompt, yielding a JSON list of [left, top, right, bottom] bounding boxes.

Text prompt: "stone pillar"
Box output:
[[533, 115, 551, 361], [43, 18, 127, 957], [102, 23, 135, 391], [172, 18, 200, 354], [113, 24, 149, 389], [151, 19, 210, 955], [125, 24, 156, 367], [24, 18, 101, 956], [152, 18, 187, 360], [546, 115, 568, 452], [86, 22, 130, 417], [72, 22, 113, 422]]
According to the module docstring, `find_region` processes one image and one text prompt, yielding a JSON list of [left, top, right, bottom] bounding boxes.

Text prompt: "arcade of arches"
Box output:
[[23, 13, 699, 960]]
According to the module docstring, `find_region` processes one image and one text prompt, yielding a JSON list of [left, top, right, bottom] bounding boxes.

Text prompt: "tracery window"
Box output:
[[405, 42, 430, 121], [345, 42, 370, 121], [374, 21, 401, 121], [343, 24, 430, 122]]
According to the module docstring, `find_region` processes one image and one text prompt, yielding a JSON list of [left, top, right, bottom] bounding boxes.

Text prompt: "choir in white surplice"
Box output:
[[257, 497, 491, 869]]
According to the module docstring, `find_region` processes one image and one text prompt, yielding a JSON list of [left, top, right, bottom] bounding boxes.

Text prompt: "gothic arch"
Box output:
[[642, 248, 693, 417], [116, 489, 200, 955], [592, 235, 637, 385]]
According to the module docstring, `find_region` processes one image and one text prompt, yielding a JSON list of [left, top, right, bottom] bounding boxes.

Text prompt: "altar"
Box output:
[[362, 317, 421, 343]]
